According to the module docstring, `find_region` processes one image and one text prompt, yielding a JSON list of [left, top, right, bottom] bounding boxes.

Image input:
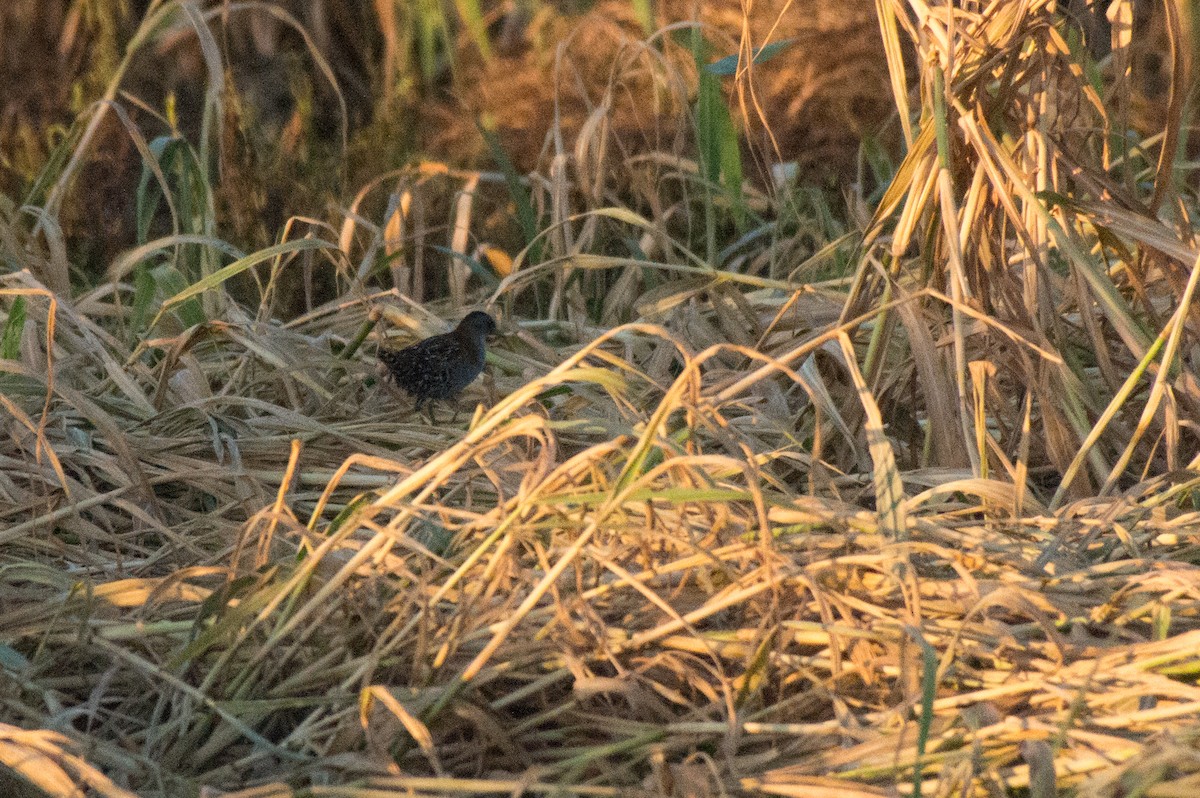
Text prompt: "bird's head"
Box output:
[[456, 311, 498, 341]]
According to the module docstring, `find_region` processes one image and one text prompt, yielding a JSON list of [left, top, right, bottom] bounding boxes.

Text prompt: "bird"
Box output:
[[378, 311, 497, 418]]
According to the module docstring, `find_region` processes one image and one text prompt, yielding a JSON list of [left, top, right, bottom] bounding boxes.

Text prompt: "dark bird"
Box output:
[[379, 311, 497, 415]]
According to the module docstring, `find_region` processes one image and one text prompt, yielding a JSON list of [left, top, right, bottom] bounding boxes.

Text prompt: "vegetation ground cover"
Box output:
[[2, 1, 1200, 796]]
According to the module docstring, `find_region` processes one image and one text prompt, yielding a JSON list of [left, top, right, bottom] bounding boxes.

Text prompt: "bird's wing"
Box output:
[[379, 347, 417, 377]]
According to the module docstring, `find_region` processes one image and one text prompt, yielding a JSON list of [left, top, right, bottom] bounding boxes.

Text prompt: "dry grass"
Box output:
[[3, 1, 1200, 797]]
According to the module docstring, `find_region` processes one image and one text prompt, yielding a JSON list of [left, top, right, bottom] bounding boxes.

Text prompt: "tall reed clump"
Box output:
[[862, 0, 1198, 504]]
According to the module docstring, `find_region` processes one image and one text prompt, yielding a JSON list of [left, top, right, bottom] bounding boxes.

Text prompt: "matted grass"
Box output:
[[3, 0, 1200, 797], [5, 257, 1200, 796]]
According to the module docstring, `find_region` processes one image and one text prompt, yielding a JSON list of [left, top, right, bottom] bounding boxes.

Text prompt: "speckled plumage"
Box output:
[[379, 311, 497, 410]]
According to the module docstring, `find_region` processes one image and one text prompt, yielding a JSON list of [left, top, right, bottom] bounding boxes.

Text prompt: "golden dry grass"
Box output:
[[2, 1, 1200, 797]]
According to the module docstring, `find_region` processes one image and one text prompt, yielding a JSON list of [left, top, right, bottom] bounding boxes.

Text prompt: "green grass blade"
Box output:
[[1, 296, 26, 361], [478, 119, 542, 263], [149, 238, 336, 331]]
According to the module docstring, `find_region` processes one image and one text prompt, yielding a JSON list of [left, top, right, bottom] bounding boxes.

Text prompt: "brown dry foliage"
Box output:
[[3, 2, 1200, 798]]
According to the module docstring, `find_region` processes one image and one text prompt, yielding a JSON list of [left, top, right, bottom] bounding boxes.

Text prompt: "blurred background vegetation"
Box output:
[[0, 0, 1178, 291], [3, 0, 903, 270]]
